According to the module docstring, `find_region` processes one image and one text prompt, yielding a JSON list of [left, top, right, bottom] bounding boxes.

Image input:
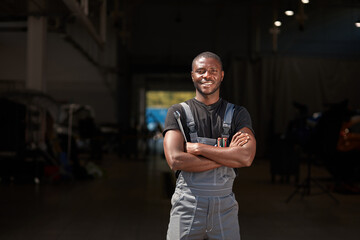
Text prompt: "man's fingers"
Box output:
[[230, 135, 244, 144], [232, 131, 243, 139], [239, 139, 248, 146], [233, 133, 250, 142], [233, 136, 247, 145], [238, 137, 249, 146], [230, 132, 250, 147]]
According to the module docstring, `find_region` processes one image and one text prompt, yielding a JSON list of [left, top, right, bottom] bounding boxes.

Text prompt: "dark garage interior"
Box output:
[[0, 0, 360, 239]]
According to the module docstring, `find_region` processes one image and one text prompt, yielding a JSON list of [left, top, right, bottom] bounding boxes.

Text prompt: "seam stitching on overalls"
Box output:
[[185, 196, 198, 240], [217, 196, 225, 240]]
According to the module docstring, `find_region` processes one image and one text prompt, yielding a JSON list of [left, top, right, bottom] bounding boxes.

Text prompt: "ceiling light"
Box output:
[[301, 0, 309, 4], [285, 10, 294, 16], [274, 21, 282, 27], [355, 20, 360, 28]]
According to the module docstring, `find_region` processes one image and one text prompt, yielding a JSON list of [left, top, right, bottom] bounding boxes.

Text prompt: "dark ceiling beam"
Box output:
[[62, 0, 105, 49], [29, 0, 46, 12]]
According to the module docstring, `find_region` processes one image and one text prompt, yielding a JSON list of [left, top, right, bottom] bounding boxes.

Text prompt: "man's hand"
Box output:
[[186, 142, 201, 155], [229, 131, 250, 147]]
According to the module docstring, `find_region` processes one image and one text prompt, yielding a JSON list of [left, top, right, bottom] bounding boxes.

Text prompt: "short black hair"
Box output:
[[192, 51, 223, 71]]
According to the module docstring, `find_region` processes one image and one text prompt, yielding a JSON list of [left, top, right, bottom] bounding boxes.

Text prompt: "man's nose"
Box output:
[[203, 70, 210, 78]]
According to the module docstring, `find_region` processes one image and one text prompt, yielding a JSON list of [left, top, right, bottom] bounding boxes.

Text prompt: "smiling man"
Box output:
[[163, 51, 256, 240]]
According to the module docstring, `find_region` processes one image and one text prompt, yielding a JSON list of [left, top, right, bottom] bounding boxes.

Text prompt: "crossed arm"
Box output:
[[163, 127, 256, 172]]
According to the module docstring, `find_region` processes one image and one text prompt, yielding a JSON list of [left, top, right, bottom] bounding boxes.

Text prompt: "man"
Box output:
[[163, 51, 256, 240]]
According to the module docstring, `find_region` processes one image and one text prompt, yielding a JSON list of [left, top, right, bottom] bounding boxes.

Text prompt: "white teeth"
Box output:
[[201, 79, 213, 85]]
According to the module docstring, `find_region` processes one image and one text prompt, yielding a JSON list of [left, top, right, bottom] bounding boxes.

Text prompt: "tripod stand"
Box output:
[[286, 155, 339, 204]]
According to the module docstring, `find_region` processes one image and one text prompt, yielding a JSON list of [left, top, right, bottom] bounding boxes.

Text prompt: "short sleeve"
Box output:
[[232, 106, 254, 135], [163, 104, 184, 137]]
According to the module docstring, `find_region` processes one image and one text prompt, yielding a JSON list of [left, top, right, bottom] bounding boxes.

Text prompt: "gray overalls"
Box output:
[[167, 102, 240, 240]]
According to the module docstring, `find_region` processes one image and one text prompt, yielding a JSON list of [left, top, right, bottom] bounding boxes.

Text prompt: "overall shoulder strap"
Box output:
[[223, 103, 238, 176], [222, 103, 235, 138], [175, 102, 198, 178], [180, 102, 198, 143]]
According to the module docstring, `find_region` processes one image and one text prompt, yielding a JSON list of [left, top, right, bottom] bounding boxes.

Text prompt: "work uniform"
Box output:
[[163, 98, 253, 240]]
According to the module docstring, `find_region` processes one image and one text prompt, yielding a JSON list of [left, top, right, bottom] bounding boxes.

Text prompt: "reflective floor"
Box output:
[[1, 153, 359, 240]]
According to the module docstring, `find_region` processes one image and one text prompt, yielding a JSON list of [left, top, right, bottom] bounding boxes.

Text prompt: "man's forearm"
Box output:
[[188, 143, 255, 168], [172, 152, 222, 172], [186, 129, 256, 168], [164, 130, 222, 172], [164, 129, 255, 173]]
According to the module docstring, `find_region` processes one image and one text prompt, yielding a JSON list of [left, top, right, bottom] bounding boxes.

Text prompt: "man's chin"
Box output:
[[194, 83, 220, 96], [197, 90, 217, 97]]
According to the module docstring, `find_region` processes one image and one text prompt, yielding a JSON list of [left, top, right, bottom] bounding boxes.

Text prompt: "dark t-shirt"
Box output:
[[163, 98, 254, 143]]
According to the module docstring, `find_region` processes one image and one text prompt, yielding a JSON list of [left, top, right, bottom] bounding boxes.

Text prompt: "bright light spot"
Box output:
[[274, 21, 282, 27], [301, 0, 309, 4], [356, 21, 360, 28], [285, 10, 294, 16]]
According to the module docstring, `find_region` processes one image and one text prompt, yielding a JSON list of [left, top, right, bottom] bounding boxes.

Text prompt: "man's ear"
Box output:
[[221, 71, 224, 81]]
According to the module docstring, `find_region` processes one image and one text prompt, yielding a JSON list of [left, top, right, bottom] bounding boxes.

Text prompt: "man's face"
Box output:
[[191, 57, 224, 97]]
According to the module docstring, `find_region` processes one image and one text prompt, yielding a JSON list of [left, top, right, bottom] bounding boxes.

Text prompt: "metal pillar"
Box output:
[[26, 0, 47, 92]]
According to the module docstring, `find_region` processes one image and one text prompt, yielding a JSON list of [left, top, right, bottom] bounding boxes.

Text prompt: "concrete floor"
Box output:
[[0, 153, 359, 240]]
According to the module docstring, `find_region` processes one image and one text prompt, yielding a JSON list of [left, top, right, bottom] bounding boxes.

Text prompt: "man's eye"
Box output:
[[209, 69, 218, 74], [196, 70, 205, 74]]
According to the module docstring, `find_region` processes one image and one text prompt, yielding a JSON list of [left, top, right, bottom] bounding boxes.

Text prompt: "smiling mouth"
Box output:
[[201, 79, 213, 86]]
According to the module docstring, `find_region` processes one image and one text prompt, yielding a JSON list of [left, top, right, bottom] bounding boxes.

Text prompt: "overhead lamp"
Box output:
[[285, 10, 294, 16], [301, 0, 309, 4], [355, 20, 360, 28], [274, 20, 282, 27]]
